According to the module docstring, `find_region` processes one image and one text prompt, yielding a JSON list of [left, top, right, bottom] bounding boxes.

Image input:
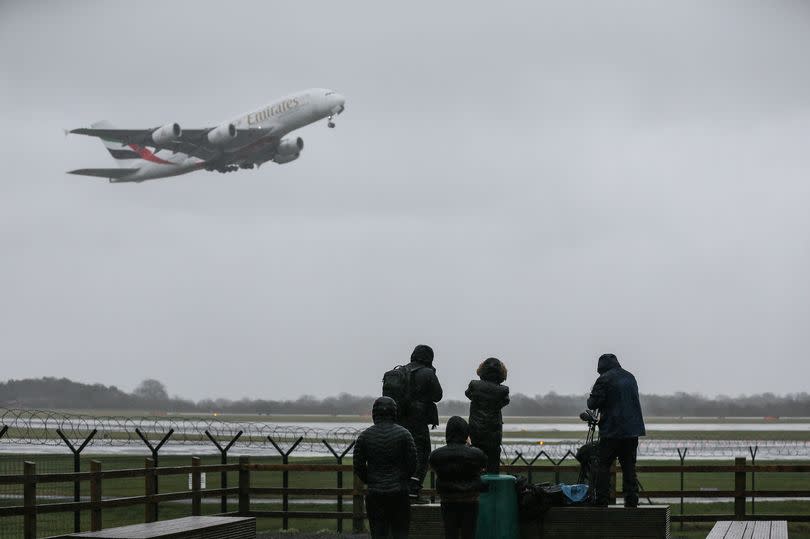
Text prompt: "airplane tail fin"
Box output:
[[68, 168, 139, 180], [92, 120, 139, 168]]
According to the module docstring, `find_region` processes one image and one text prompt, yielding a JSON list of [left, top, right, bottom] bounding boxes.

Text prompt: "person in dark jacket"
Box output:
[[586, 353, 646, 507], [397, 344, 443, 500], [465, 357, 510, 473], [354, 396, 417, 538], [429, 416, 487, 539]]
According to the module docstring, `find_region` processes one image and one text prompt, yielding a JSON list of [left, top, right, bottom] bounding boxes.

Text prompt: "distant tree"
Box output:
[[133, 379, 169, 401]]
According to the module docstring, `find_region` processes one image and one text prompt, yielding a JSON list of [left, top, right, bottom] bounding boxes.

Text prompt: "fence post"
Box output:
[[749, 446, 758, 515], [204, 430, 242, 514], [144, 458, 157, 523], [677, 448, 688, 530], [238, 456, 250, 516], [734, 457, 746, 519], [56, 428, 98, 533], [352, 472, 364, 534], [191, 457, 201, 516], [267, 436, 304, 530], [0, 425, 7, 440], [135, 428, 173, 521], [90, 460, 102, 531], [322, 439, 355, 533], [23, 461, 36, 539]]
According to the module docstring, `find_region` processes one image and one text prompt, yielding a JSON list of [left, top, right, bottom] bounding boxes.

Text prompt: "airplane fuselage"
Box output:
[[70, 88, 345, 182]]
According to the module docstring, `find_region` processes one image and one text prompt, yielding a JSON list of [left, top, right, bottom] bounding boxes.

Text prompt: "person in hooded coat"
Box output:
[[429, 416, 487, 539], [397, 344, 443, 499], [586, 353, 646, 507], [353, 396, 417, 539], [465, 357, 510, 473]]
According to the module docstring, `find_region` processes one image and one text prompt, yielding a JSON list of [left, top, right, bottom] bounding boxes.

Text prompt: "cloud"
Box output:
[[0, 1, 808, 400]]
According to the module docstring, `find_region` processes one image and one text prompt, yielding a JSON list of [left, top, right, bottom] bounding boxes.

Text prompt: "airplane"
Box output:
[[68, 88, 345, 183]]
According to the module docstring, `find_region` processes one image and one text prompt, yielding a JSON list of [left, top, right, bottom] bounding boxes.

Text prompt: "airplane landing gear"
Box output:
[[327, 115, 336, 128]]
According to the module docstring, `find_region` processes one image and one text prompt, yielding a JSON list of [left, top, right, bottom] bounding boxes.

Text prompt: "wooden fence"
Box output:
[[1, 457, 809, 538]]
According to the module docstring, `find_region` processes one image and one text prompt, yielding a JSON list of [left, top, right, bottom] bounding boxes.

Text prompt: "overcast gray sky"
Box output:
[[1, 1, 809, 401]]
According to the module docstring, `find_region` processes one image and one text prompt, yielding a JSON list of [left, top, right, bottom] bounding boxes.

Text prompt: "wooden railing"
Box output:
[[1, 457, 809, 538]]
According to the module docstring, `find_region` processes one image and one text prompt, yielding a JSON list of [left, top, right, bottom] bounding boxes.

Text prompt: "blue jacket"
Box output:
[[586, 355, 646, 439]]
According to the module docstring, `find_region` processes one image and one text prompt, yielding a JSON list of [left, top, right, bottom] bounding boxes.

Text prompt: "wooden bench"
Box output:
[[62, 516, 256, 538], [706, 520, 788, 539]]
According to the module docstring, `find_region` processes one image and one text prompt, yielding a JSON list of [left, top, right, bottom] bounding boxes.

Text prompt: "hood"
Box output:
[[411, 344, 434, 366], [445, 415, 470, 444], [372, 396, 398, 423], [597, 353, 621, 374], [477, 357, 507, 384]]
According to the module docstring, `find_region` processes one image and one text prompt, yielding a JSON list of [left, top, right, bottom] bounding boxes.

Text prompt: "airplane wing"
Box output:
[[70, 127, 273, 162]]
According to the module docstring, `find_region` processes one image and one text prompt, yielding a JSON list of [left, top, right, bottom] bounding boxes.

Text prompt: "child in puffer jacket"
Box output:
[[465, 357, 510, 474], [429, 416, 487, 539]]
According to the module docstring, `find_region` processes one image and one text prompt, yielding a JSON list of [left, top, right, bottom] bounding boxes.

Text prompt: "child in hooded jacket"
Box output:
[[465, 357, 510, 474], [429, 416, 487, 539]]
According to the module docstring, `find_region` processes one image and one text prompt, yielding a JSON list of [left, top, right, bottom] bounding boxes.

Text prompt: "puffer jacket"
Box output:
[[353, 397, 417, 494], [586, 354, 646, 439], [429, 416, 487, 502], [466, 380, 510, 434], [401, 360, 443, 428]]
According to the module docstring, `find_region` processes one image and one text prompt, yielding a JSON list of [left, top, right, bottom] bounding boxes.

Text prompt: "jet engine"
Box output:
[[207, 122, 237, 145], [151, 122, 182, 145], [273, 136, 303, 164]]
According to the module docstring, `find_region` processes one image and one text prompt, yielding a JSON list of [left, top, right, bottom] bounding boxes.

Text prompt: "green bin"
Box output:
[[476, 474, 519, 539]]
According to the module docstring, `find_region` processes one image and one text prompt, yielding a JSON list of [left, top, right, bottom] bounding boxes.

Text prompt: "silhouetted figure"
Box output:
[[353, 397, 417, 539], [429, 416, 487, 539], [466, 357, 510, 473], [395, 344, 443, 500], [586, 353, 646, 507]]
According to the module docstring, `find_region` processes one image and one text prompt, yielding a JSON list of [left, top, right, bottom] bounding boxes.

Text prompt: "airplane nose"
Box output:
[[329, 93, 345, 114]]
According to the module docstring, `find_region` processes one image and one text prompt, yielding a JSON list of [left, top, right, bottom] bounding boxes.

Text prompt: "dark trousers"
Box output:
[[441, 501, 479, 539], [401, 420, 431, 488], [471, 430, 502, 474], [594, 437, 639, 507], [365, 491, 410, 539]]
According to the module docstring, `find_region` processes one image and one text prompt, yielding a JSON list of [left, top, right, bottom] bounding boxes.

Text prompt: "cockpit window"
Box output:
[[325, 91, 334, 96]]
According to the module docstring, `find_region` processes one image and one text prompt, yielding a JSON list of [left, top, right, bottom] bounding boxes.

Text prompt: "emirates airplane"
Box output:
[[68, 88, 345, 183]]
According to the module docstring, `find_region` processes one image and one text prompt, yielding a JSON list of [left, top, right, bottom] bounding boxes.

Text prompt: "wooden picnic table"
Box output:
[[63, 516, 256, 538], [706, 520, 788, 539]]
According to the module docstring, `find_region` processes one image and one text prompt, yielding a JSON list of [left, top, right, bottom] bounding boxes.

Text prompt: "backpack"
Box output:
[[382, 365, 414, 414], [515, 479, 567, 522]]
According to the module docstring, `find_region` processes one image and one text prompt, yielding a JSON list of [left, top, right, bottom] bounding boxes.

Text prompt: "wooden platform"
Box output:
[[63, 516, 256, 538], [706, 520, 788, 539], [521, 505, 671, 539], [412, 503, 670, 539]]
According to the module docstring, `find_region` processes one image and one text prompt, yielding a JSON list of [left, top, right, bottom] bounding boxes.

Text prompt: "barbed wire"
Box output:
[[0, 408, 358, 449], [2, 408, 809, 458]]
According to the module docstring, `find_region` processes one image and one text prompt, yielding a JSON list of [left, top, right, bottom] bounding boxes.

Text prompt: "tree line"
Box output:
[[2, 377, 809, 417]]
